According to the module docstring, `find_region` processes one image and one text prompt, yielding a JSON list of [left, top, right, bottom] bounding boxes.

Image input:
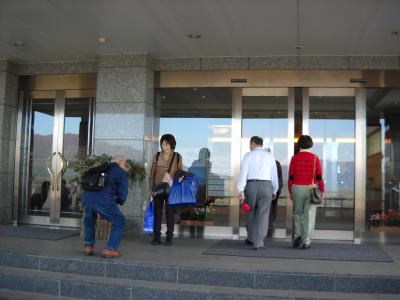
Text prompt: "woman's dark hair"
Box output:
[[160, 134, 176, 150], [297, 135, 313, 149]]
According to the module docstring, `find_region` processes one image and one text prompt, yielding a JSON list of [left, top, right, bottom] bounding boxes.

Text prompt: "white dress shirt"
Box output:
[[236, 147, 279, 194]]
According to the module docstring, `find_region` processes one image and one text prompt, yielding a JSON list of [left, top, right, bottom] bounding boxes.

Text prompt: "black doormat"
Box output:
[[0, 225, 79, 241], [203, 239, 393, 262]]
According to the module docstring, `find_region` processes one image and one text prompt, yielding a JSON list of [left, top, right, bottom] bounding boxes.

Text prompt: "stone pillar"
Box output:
[[0, 60, 18, 224], [95, 55, 156, 234]]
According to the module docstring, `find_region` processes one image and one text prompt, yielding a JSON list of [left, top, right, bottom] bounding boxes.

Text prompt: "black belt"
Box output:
[[247, 179, 268, 183]]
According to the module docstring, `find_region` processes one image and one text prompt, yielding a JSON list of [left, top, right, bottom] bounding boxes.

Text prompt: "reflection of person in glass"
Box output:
[[149, 134, 183, 246], [60, 179, 72, 212], [288, 135, 325, 249], [30, 181, 50, 210], [188, 148, 211, 205]]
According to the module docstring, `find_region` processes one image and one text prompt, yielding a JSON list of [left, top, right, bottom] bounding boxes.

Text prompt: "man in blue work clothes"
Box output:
[[82, 155, 131, 258]]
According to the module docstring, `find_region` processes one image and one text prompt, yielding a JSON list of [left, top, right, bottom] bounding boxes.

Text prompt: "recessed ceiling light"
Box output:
[[97, 37, 107, 43], [13, 41, 25, 47], [193, 88, 199, 91], [392, 31, 400, 36], [187, 33, 201, 39], [161, 96, 166, 100]]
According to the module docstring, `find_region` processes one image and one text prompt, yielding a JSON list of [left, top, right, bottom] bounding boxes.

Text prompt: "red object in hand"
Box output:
[[241, 202, 251, 213]]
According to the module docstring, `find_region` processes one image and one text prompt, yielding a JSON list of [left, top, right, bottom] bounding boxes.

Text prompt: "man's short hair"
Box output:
[[113, 154, 132, 173], [297, 135, 313, 149], [250, 136, 263, 146], [113, 154, 126, 163]]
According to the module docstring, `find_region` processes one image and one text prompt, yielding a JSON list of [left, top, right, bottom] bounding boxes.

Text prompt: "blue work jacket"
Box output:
[[82, 163, 128, 206]]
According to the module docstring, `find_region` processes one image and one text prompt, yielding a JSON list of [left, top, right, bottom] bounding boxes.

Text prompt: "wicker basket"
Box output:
[[80, 213, 112, 241]]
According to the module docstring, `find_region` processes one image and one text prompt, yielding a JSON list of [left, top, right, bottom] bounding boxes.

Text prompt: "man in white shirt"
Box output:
[[237, 136, 279, 250]]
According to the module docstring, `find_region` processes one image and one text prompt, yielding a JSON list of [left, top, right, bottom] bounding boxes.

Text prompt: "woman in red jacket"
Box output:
[[288, 135, 325, 249]]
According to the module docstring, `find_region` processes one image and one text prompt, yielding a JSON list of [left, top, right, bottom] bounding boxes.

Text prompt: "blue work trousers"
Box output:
[[84, 201, 125, 249]]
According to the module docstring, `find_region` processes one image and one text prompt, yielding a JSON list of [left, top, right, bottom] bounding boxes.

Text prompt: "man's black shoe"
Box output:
[[292, 236, 302, 248], [244, 239, 253, 246], [151, 237, 161, 245], [165, 236, 173, 246], [302, 244, 311, 249]]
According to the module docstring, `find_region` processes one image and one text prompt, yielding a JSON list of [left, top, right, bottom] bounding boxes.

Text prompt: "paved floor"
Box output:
[[1, 233, 400, 277]]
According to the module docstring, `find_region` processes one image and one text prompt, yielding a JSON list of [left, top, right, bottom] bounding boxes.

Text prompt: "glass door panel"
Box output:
[[241, 89, 289, 232], [60, 98, 92, 219], [308, 88, 355, 231], [157, 88, 233, 229], [19, 95, 94, 227], [26, 99, 55, 217], [366, 88, 400, 234]]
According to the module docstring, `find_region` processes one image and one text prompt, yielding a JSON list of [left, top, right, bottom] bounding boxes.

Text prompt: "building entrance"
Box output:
[[156, 87, 356, 240], [14, 75, 96, 228]]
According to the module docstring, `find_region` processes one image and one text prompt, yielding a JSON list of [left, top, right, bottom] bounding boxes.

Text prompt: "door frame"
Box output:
[[13, 74, 96, 228]]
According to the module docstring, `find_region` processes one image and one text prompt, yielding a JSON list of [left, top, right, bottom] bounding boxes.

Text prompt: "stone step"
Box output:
[[1, 266, 400, 300], [0, 289, 86, 300], [0, 250, 399, 295]]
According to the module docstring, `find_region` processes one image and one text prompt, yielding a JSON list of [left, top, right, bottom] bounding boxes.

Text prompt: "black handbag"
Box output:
[[151, 152, 176, 200], [309, 155, 322, 205], [152, 182, 170, 201]]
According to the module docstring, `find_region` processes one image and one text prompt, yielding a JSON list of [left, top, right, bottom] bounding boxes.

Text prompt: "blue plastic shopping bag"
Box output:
[[168, 175, 198, 206], [143, 201, 154, 234]]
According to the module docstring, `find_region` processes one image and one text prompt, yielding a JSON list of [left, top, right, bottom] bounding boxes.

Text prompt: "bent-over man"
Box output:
[[82, 155, 131, 258]]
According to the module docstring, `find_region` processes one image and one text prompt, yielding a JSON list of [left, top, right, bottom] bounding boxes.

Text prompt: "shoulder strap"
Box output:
[[176, 152, 180, 165], [156, 151, 160, 163], [167, 152, 176, 173], [312, 155, 317, 185]]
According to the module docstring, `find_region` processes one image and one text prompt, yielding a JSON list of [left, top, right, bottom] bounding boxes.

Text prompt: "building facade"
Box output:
[[1, 55, 400, 243]]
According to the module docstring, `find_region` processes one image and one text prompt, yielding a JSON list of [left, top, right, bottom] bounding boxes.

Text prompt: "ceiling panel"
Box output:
[[0, 0, 399, 62]]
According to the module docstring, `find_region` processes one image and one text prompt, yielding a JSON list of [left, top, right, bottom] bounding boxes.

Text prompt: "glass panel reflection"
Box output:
[[366, 88, 400, 233], [27, 99, 54, 216], [241, 95, 289, 230], [309, 94, 355, 230], [61, 98, 91, 218], [158, 88, 233, 227]]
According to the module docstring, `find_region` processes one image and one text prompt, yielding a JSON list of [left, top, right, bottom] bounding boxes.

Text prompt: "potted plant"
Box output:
[[179, 205, 215, 226]]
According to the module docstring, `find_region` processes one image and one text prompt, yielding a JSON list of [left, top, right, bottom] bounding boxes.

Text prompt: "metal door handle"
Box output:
[[58, 152, 69, 175], [47, 152, 57, 191], [55, 152, 69, 191], [54, 152, 67, 191]]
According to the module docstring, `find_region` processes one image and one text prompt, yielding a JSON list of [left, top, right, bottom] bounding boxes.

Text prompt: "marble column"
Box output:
[[0, 60, 18, 224], [95, 54, 156, 234]]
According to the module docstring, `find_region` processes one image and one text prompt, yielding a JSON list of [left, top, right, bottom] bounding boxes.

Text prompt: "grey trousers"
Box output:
[[292, 184, 317, 245], [244, 180, 273, 248]]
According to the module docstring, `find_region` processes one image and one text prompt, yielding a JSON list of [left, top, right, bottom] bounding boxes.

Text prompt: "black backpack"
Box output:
[[80, 163, 110, 192]]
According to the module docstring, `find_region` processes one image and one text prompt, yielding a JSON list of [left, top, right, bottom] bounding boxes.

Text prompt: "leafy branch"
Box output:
[[70, 154, 146, 181]]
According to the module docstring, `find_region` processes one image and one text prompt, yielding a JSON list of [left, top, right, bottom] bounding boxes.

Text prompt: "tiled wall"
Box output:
[[95, 55, 156, 233], [0, 61, 18, 223]]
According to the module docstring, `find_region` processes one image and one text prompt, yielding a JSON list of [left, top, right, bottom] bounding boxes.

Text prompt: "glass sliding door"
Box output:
[[307, 88, 355, 238], [156, 88, 235, 237], [366, 88, 400, 234], [240, 88, 291, 237]]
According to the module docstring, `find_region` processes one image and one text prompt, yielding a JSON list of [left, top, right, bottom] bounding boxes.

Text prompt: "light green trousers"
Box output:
[[292, 184, 317, 245]]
